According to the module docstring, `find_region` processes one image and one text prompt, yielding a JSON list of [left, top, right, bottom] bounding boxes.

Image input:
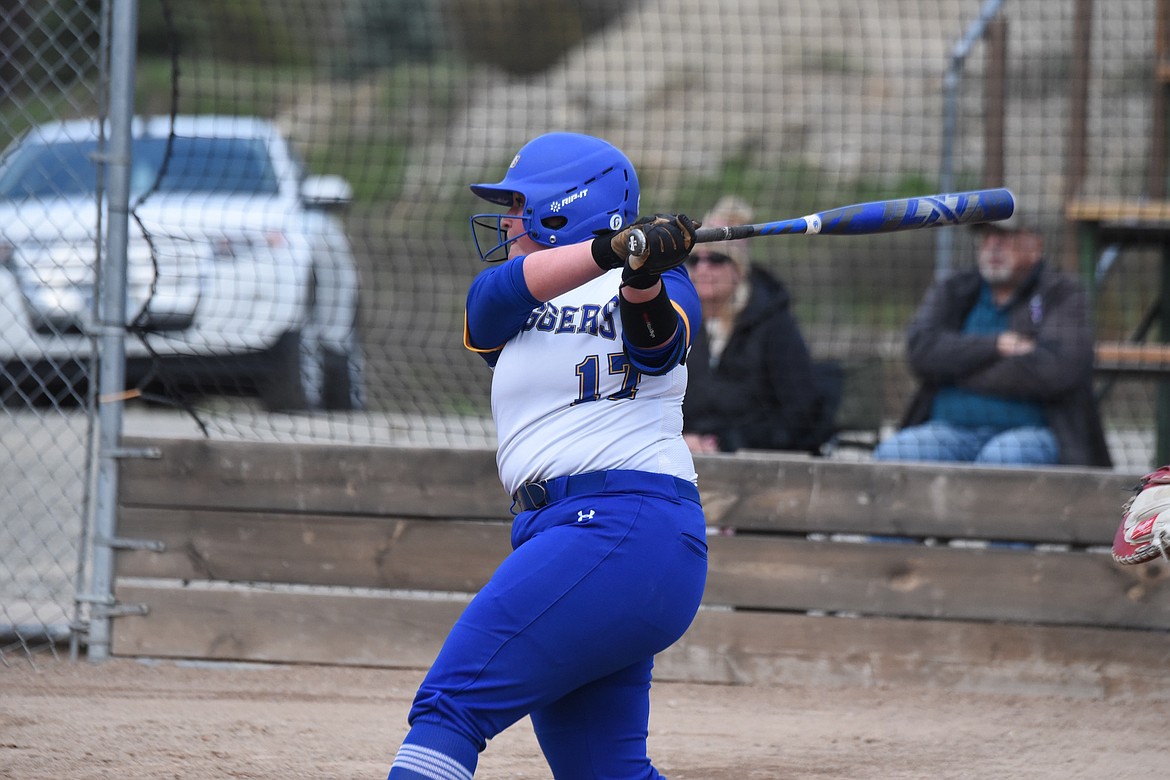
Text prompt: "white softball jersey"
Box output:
[[490, 270, 697, 496]]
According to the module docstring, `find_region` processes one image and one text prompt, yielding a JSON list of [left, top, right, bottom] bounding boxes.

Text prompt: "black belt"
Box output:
[[510, 470, 700, 514]]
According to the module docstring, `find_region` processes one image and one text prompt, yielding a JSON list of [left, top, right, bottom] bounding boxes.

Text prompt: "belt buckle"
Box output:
[[511, 480, 548, 514]]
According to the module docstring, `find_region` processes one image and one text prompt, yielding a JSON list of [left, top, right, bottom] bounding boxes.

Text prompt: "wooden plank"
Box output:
[[693, 454, 815, 529], [1095, 341, 1170, 372], [110, 582, 1170, 700], [659, 609, 1170, 700], [112, 582, 464, 667], [696, 453, 1136, 543], [804, 461, 1129, 542], [116, 506, 1170, 629], [116, 508, 511, 591], [1065, 198, 1170, 225], [703, 535, 1170, 630], [119, 438, 508, 519], [118, 439, 1137, 543]]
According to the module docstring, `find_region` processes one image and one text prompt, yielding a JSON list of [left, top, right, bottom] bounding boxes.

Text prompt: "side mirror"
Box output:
[[301, 174, 353, 210]]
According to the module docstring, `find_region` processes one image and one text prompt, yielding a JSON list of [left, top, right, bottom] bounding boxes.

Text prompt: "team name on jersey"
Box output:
[[522, 296, 619, 340]]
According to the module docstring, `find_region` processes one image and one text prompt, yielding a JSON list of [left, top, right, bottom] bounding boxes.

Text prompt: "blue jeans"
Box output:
[[873, 422, 1059, 466]]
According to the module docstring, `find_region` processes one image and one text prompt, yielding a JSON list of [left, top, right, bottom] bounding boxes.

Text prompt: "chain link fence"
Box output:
[[2, 0, 1164, 663], [1, 0, 104, 662]]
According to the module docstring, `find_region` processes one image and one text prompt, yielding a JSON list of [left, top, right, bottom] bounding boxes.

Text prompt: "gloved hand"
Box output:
[[591, 214, 701, 288], [1112, 465, 1170, 564], [621, 214, 701, 288]]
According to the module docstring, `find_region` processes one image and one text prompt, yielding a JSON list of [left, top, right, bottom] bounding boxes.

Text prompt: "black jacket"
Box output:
[[897, 261, 1112, 468], [684, 266, 826, 453]]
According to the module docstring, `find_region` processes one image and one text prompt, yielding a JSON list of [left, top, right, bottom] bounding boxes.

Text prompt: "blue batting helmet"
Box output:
[[469, 132, 640, 262]]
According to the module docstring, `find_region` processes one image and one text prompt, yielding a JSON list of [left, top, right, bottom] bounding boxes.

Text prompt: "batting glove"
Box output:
[[591, 214, 701, 286]]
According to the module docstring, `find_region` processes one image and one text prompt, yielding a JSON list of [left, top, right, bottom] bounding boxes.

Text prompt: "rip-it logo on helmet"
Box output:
[[549, 189, 588, 213]]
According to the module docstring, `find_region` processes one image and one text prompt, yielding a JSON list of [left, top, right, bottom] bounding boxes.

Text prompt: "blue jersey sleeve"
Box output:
[[623, 266, 702, 376], [464, 257, 540, 366]]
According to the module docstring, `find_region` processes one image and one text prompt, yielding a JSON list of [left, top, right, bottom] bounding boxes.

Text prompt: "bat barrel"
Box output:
[[690, 188, 1015, 243]]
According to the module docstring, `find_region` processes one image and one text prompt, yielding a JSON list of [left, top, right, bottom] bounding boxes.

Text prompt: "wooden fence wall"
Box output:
[[112, 438, 1170, 699]]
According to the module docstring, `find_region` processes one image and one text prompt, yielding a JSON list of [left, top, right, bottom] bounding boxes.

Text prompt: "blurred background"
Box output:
[[2, 0, 1166, 657]]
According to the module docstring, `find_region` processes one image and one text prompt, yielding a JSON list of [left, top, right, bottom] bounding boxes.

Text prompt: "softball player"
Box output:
[[386, 132, 708, 779]]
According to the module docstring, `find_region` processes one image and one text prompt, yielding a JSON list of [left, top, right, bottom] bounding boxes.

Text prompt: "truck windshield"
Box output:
[[0, 135, 280, 199]]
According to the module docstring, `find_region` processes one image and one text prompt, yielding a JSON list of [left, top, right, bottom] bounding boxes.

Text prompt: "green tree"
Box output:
[[339, 0, 447, 77]]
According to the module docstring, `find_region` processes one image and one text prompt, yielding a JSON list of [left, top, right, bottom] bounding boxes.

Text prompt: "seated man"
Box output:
[[873, 211, 1111, 467]]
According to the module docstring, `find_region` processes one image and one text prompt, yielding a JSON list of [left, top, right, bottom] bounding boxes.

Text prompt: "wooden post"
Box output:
[[1156, 0, 1170, 465], [1158, 253, 1170, 466], [1148, 0, 1170, 198], [1063, 0, 1094, 273], [983, 17, 1006, 189]]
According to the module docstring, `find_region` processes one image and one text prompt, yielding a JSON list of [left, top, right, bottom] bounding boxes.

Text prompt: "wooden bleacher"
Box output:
[[1066, 198, 1170, 226], [1063, 1, 1170, 462], [1065, 198, 1170, 463], [1095, 339, 1170, 374]]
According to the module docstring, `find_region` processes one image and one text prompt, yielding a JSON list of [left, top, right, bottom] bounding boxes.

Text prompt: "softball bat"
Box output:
[[626, 188, 1016, 255]]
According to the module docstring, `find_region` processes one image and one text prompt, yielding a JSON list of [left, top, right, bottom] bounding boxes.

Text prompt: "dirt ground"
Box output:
[[1, 657, 1165, 779]]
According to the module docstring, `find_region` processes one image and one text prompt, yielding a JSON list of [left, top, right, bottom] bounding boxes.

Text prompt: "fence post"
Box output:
[[86, 0, 137, 663], [936, 0, 1006, 280]]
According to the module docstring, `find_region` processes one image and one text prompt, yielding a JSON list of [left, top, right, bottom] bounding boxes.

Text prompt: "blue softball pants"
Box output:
[[386, 469, 708, 780]]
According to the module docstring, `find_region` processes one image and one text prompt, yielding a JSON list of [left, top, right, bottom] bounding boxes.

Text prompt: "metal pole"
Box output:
[[71, 0, 114, 664], [936, 0, 1006, 279], [87, 0, 137, 663]]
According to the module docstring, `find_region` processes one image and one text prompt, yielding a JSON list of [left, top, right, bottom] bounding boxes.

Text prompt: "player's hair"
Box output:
[[700, 195, 754, 272]]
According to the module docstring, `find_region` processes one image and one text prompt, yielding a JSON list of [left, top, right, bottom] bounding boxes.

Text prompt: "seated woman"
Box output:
[[683, 195, 828, 454]]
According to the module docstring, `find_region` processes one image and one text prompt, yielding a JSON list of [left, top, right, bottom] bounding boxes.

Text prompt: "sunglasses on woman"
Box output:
[[687, 252, 735, 267]]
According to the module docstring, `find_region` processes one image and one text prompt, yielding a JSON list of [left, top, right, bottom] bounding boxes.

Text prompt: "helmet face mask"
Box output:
[[470, 211, 527, 263], [469, 132, 640, 262]]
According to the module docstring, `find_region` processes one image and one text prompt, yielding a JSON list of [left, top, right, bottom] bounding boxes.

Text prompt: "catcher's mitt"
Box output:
[[1112, 465, 1170, 565]]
